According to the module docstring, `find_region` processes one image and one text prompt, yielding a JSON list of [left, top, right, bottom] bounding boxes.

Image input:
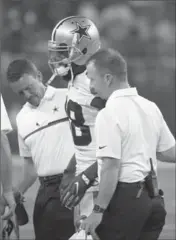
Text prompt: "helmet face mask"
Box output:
[[48, 43, 70, 76], [48, 41, 83, 76], [48, 16, 100, 78]]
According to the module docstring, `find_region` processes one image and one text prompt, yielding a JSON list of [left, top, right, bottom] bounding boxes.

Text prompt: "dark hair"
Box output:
[[6, 59, 38, 82], [87, 48, 127, 81]]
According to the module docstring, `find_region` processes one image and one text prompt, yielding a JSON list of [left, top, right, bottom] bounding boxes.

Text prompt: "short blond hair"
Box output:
[[87, 48, 127, 82]]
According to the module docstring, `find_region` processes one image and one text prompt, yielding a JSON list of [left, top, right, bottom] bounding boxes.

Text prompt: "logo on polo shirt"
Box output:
[[53, 106, 59, 112], [99, 145, 107, 149]]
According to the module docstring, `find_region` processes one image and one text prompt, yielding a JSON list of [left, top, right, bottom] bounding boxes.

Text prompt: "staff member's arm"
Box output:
[[1, 96, 16, 219], [1, 131, 16, 219], [94, 157, 120, 209], [11, 133, 37, 225], [156, 107, 175, 163], [14, 134, 37, 195], [15, 157, 37, 195], [81, 109, 121, 238]]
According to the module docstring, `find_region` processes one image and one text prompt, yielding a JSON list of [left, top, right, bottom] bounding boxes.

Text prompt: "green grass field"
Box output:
[[9, 156, 175, 240]]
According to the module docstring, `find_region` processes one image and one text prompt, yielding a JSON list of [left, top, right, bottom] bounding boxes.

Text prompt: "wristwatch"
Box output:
[[93, 204, 105, 213]]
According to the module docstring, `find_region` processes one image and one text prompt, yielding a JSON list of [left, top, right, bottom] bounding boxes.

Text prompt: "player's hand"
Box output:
[[1, 191, 16, 220], [59, 171, 75, 197], [13, 187, 29, 225], [60, 173, 89, 209]]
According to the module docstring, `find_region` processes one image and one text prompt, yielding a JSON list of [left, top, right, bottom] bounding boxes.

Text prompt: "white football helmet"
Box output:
[[48, 16, 101, 78]]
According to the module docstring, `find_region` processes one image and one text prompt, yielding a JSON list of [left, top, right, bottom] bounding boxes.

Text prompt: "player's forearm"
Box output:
[[1, 131, 13, 193], [16, 158, 37, 194], [65, 154, 76, 175], [95, 157, 120, 209], [83, 161, 98, 183]]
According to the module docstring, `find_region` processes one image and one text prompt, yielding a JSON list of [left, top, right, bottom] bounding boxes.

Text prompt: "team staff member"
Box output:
[[6, 59, 75, 240], [81, 48, 175, 240], [0, 96, 16, 234]]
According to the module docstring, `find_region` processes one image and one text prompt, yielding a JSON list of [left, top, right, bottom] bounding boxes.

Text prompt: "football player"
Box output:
[[48, 16, 105, 227]]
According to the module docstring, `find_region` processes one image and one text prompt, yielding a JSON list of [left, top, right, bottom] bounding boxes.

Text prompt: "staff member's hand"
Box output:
[[80, 212, 102, 240], [1, 191, 16, 220], [2, 217, 20, 240]]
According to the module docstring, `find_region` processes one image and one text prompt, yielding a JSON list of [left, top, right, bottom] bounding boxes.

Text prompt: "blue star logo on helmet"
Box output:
[[71, 22, 91, 43]]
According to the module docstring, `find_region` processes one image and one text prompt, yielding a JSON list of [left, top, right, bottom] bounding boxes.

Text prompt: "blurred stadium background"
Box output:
[[1, 0, 175, 239]]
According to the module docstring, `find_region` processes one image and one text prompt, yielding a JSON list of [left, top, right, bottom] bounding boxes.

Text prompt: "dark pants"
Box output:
[[96, 182, 166, 240], [33, 175, 75, 240]]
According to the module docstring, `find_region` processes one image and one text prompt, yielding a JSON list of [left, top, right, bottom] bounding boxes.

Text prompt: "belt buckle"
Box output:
[[41, 174, 63, 183]]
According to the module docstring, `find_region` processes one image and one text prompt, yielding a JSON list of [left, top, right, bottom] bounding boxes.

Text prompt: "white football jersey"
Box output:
[[65, 71, 106, 175]]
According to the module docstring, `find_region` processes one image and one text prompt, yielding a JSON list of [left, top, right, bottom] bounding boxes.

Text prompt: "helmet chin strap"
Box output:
[[55, 65, 70, 76], [46, 72, 57, 86], [69, 65, 74, 86], [47, 64, 74, 86], [54, 62, 74, 84]]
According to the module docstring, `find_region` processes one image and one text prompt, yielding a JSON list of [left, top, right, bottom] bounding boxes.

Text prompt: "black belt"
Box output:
[[39, 173, 63, 185], [118, 181, 145, 188]]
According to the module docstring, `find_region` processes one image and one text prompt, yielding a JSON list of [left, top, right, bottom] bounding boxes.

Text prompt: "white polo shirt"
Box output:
[[1, 95, 12, 133], [16, 86, 75, 177], [95, 88, 175, 183]]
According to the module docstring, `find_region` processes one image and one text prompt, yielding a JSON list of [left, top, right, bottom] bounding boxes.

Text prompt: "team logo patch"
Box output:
[[53, 106, 59, 112], [71, 22, 91, 43]]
